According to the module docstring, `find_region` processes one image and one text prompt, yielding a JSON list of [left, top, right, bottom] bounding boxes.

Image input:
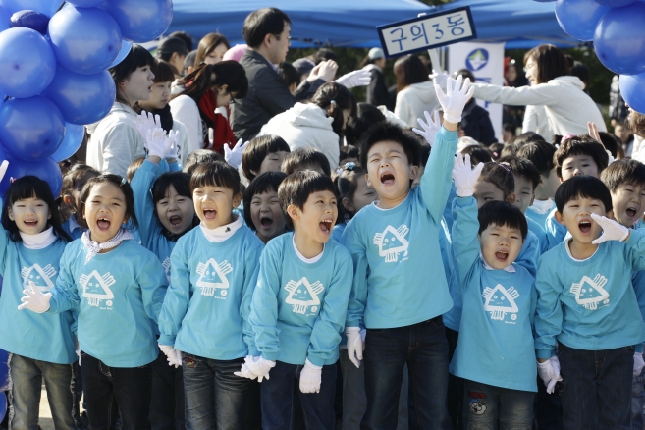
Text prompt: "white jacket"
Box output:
[[394, 81, 440, 128], [522, 104, 554, 143], [169, 94, 203, 158], [259, 103, 340, 169], [473, 76, 606, 136], [86, 102, 144, 178]]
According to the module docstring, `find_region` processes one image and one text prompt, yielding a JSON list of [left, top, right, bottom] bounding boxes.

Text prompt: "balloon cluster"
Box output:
[[545, 0, 645, 115], [0, 0, 173, 196]]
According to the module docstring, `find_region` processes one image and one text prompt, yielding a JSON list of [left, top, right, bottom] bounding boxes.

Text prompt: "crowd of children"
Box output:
[[2, 72, 645, 430]]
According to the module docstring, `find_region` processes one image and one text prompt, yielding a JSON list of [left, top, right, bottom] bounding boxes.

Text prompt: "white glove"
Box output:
[[76, 349, 81, 366], [299, 359, 322, 394], [452, 154, 484, 197], [412, 110, 441, 148], [435, 75, 474, 124], [0, 160, 9, 183], [164, 130, 180, 160], [591, 213, 630, 244], [336, 69, 371, 88], [234, 356, 258, 380], [245, 356, 276, 383], [346, 327, 364, 368], [224, 138, 248, 169], [135, 111, 160, 141], [146, 128, 168, 159], [158, 344, 181, 368], [537, 356, 563, 394], [634, 352, 645, 377], [18, 281, 51, 313], [429, 69, 449, 91]]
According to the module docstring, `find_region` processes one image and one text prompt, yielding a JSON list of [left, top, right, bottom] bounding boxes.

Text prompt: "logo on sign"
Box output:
[[466, 49, 489, 72]]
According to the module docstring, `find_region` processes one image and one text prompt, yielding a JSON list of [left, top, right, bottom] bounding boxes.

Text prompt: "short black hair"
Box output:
[[242, 135, 291, 181], [480, 162, 515, 200], [278, 62, 299, 89], [314, 48, 337, 64], [281, 147, 331, 177], [461, 145, 493, 165], [489, 142, 505, 160], [243, 171, 288, 229], [515, 140, 557, 175], [359, 122, 420, 169], [168, 31, 193, 51], [110, 44, 154, 86], [152, 60, 175, 83], [554, 135, 609, 180], [555, 175, 613, 213], [242, 8, 292, 49], [80, 175, 137, 228], [182, 149, 225, 175], [598, 132, 624, 160], [345, 103, 386, 146], [278, 170, 336, 229], [600, 159, 645, 191], [478, 200, 528, 240], [157, 37, 189, 61], [189, 161, 241, 195], [152, 171, 192, 205], [499, 156, 541, 190], [569, 61, 590, 85], [339, 145, 359, 164]]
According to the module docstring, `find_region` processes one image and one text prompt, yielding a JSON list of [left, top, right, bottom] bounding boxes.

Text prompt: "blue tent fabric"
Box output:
[[167, 0, 577, 49]]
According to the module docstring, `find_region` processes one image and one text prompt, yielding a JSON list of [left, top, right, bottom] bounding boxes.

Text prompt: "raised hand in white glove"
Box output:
[[634, 352, 645, 377], [435, 75, 474, 124], [337, 69, 371, 88], [316, 60, 339, 82], [135, 111, 159, 141], [537, 356, 563, 394], [18, 281, 51, 313], [224, 138, 248, 169], [164, 130, 180, 160], [452, 154, 484, 198], [0, 160, 9, 183], [158, 344, 181, 368], [346, 327, 364, 368], [245, 356, 276, 383], [299, 359, 322, 394], [412, 110, 441, 147], [429, 69, 449, 90], [146, 128, 168, 159], [590, 213, 630, 244]]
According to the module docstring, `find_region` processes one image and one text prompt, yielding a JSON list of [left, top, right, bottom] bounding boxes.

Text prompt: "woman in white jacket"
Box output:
[[471, 44, 606, 136], [394, 54, 439, 128], [86, 45, 155, 177], [259, 82, 356, 169]]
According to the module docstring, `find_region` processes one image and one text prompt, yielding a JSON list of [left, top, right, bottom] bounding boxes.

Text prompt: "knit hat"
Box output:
[[368, 47, 385, 60], [293, 58, 315, 77], [223, 44, 248, 62], [158, 37, 188, 57]]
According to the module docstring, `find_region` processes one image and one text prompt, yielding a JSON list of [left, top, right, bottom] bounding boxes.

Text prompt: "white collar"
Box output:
[[528, 198, 554, 215], [199, 216, 243, 242], [293, 235, 324, 264], [20, 227, 56, 249], [480, 253, 515, 273], [564, 238, 598, 262]]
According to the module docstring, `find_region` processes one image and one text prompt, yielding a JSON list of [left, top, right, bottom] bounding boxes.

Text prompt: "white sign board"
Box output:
[[448, 41, 506, 141], [377, 7, 476, 58]]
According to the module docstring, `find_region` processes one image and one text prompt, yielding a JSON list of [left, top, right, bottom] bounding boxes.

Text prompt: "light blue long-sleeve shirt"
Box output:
[[534, 231, 645, 359], [342, 128, 457, 329], [0, 231, 76, 364], [158, 224, 263, 360], [450, 196, 537, 392], [527, 216, 549, 255], [48, 240, 168, 367], [544, 208, 567, 250], [249, 233, 352, 366]]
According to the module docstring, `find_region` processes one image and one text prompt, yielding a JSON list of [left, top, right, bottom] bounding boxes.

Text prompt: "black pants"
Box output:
[[149, 352, 185, 430]]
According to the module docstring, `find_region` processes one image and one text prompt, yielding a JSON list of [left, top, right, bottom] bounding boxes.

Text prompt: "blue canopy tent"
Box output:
[[167, 0, 578, 49]]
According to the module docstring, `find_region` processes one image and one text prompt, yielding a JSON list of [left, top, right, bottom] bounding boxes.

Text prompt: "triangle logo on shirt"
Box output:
[[21, 264, 57, 292], [195, 258, 233, 297], [373, 224, 409, 263], [482, 284, 519, 321], [285, 277, 324, 315], [569, 274, 610, 310], [80, 270, 116, 307]]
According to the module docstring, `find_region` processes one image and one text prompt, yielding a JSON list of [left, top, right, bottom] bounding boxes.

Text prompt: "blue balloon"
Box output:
[[100, 0, 172, 43], [0, 348, 7, 393], [556, 0, 610, 41], [51, 123, 84, 162], [0, 96, 65, 161], [0, 5, 11, 32], [42, 65, 115, 125], [0, 0, 58, 17], [0, 154, 62, 197], [110, 39, 132, 67], [619, 73, 645, 114], [48, 6, 122, 75], [595, 0, 636, 6], [0, 27, 55, 98], [67, 0, 104, 6], [11, 10, 49, 34], [594, 2, 645, 74]]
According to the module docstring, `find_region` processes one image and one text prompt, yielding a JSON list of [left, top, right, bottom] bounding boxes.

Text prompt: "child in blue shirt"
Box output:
[[517, 140, 559, 230], [157, 161, 264, 429], [342, 76, 473, 429], [58, 164, 99, 240], [450, 154, 537, 428], [242, 171, 352, 430], [20, 174, 168, 430], [242, 171, 288, 244], [0, 174, 77, 430], [534, 175, 645, 429], [331, 162, 377, 243], [241, 134, 291, 184]]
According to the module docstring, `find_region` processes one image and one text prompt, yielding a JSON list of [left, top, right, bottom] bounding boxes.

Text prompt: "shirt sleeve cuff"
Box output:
[[306, 354, 325, 367], [536, 348, 555, 359], [261, 351, 279, 361], [247, 345, 260, 356], [158, 334, 176, 346]]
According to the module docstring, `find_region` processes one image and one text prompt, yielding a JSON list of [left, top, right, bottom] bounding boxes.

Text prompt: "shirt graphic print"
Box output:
[[195, 258, 233, 297], [80, 270, 116, 308], [373, 224, 409, 263], [285, 277, 325, 316], [482, 284, 520, 322], [569, 274, 610, 310], [21, 264, 57, 292]]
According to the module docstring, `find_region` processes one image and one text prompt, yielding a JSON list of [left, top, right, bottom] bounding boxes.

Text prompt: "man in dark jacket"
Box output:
[[230, 8, 336, 141], [454, 69, 497, 145]]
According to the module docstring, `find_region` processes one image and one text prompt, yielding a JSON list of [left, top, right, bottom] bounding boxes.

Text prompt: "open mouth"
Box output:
[[24, 220, 38, 227], [319, 219, 332, 234], [495, 251, 509, 262], [579, 220, 591, 234], [203, 209, 216, 220], [260, 216, 273, 230], [380, 173, 395, 185], [626, 207, 638, 218], [169, 215, 182, 226], [97, 217, 111, 230]]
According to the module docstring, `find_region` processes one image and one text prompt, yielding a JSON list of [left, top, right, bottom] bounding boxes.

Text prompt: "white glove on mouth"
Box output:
[[337, 69, 371, 88], [346, 327, 364, 368], [224, 138, 248, 169], [299, 359, 322, 394], [590, 213, 630, 244], [412, 110, 441, 148], [537, 356, 563, 394], [452, 154, 484, 198], [435, 75, 474, 124], [18, 281, 51, 313]]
